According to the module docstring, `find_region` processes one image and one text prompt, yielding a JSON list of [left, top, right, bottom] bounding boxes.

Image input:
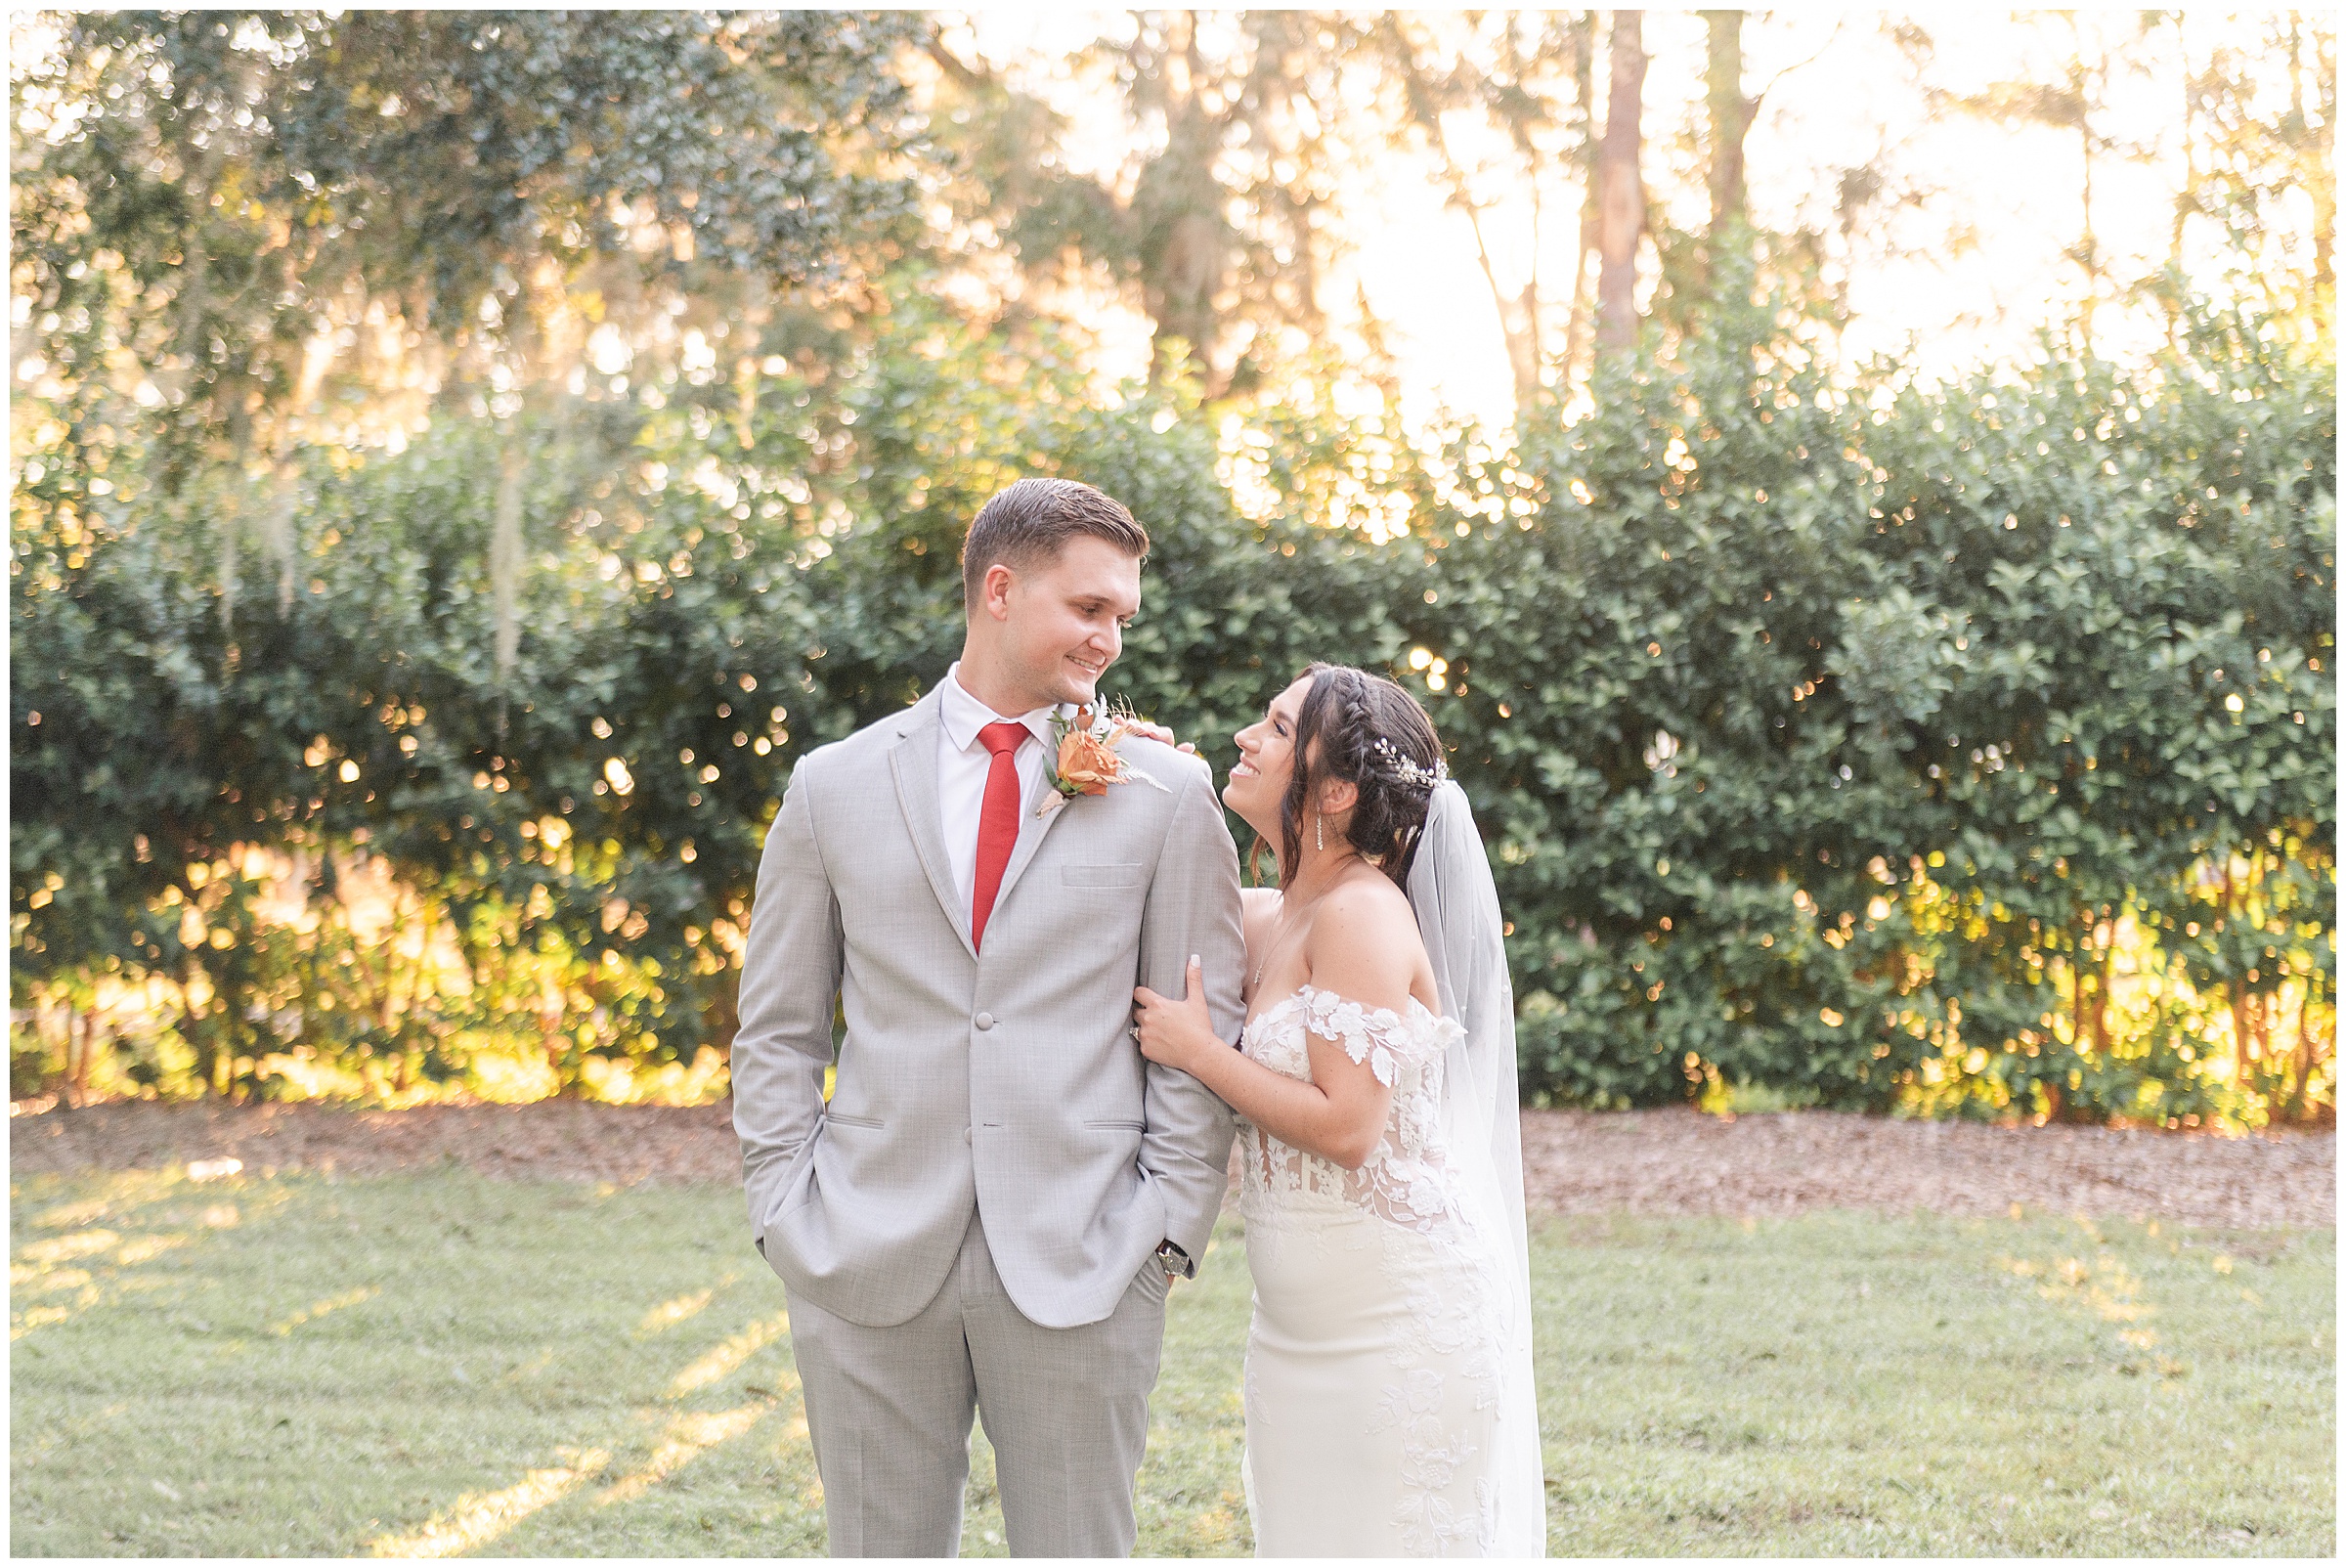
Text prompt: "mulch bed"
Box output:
[[1517, 1108, 2334, 1230], [10, 1099, 2335, 1230], [9, 1100, 745, 1187]]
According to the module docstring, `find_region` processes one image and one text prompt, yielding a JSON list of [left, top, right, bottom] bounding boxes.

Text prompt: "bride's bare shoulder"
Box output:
[[1302, 873, 1422, 986], [1317, 868, 1414, 925]]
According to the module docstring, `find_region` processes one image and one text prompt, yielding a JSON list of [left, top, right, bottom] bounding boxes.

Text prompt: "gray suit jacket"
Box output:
[[733, 686, 1243, 1329]]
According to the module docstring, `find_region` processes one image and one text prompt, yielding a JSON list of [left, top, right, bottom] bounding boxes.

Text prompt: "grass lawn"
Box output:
[[10, 1166, 2333, 1556]]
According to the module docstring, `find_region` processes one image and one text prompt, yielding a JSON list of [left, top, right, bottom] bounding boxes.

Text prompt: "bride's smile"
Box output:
[[1221, 676, 1311, 832]]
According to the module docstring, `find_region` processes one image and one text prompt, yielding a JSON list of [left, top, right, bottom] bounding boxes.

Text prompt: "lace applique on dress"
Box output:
[[1237, 983, 1469, 1240], [1237, 982, 1506, 1554], [1296, 986, 1453, 1086]]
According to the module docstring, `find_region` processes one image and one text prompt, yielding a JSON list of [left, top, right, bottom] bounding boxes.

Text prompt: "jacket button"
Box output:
[[964, 1127, 974, 1145], [975, 1012, 995, 1030]]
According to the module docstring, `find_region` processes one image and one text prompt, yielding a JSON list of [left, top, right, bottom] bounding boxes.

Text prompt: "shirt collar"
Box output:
[[940, 662, 1064, 754]]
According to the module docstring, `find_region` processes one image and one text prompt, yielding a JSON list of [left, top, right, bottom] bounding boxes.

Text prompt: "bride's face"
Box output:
[[1223, 675, 1315, 834]]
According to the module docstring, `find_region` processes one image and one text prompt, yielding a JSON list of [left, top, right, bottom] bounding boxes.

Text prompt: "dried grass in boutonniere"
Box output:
[[1037, 699, 1172, 819]]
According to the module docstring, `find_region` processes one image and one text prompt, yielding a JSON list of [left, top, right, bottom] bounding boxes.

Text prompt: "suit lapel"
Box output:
[[887, 690, 978, 962], [989, 755, 1077, 925]]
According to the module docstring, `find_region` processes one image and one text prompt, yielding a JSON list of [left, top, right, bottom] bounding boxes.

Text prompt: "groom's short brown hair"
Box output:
[[961, 478, 1149, 613]]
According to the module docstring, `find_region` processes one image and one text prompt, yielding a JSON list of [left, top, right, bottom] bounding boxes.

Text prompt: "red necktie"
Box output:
[[971, 720, 1028, 952]]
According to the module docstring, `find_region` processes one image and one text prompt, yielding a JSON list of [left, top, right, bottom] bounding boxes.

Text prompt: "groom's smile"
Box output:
[[983, 533, 1143, 711]]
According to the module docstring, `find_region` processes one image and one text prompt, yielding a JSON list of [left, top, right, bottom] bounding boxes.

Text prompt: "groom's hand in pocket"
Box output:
[[1134, 954, 1218, 1074]]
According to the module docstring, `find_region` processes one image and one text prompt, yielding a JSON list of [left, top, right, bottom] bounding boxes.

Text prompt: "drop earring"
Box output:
[[1315, 812, 1325, 852]]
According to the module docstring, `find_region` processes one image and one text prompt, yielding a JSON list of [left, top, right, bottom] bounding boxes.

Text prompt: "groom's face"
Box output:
[[994, 534, 1143, 710]]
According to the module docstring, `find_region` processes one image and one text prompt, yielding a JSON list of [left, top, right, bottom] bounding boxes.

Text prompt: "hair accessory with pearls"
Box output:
[[1370, 734, 1447, 793]]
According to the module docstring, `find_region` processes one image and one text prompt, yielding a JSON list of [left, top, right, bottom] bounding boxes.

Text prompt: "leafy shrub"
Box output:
[[12, 301, 2333, 1121]]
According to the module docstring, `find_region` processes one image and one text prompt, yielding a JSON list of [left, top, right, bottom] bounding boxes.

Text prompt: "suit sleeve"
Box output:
[[731, 757, 843, 1254], [1136, 760, 1245, 1261]]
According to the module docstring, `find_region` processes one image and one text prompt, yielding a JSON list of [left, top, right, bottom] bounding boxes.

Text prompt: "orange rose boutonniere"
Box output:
[[1037, 700, 1171, 819]]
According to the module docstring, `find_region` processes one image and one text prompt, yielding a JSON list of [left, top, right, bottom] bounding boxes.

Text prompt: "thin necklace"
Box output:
[[1249, 905, 1302, 991]]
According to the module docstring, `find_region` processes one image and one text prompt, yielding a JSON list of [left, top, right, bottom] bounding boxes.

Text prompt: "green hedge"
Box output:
[[12, 299, 2334, 1120]]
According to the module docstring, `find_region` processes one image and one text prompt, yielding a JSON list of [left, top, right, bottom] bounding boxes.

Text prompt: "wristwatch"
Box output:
[[1154, 1239, 1195, 1281]]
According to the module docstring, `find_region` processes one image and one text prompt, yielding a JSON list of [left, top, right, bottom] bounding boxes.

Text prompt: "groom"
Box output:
[[732, 477, 1245, 1556]]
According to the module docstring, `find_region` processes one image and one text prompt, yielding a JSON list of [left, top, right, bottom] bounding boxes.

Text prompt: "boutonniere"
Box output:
[[1037, 699, 1171, 819]]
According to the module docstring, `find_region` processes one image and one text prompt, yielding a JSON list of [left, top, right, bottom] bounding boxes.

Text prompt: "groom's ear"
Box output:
[[977, 561, 1018, 623]]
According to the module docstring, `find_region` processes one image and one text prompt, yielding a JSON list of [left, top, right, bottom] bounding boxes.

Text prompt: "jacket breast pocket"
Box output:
[[1062, 862, 1144, 889]]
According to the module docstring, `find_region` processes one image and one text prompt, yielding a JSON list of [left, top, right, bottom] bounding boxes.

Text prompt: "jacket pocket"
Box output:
[[1083, 1118, 1146, 1133], [1062, 862, 1144, 889], [822, 1111, 884, 1130]]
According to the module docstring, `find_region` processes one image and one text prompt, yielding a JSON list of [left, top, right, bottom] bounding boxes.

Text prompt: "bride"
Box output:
[[1131, 663, 1545, 1557]]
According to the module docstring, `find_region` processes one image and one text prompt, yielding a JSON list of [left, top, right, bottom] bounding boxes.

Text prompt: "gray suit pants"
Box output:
[[786, 1206, 1171, 1557]]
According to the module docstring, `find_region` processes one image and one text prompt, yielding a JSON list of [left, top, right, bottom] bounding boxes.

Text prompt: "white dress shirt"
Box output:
[[936, 662, 1066, 915]]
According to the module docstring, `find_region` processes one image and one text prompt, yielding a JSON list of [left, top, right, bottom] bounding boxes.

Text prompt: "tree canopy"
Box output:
[[10, 11, 2334, 1121]]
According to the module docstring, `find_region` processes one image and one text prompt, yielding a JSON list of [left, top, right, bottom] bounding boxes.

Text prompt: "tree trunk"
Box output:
[[1561, 12, 1604, 385], [1379, 17, 1546, 410], [2293, 17, 2336, 345], [2282, 976, 2312, 1121], [78, 1018, 103, 1105], [61, 1006, 82, 1110], [542, 1006, 570, 1095], [704, 980, 740, 1099], [62, 1009, 80, 1109], [1138, 12, 1230, 384], [2089, 925, 2112, 1056], [1595, 11, 1649, 355], [2076, 120, 2098, 358], [1496, 276, 1541, 411], [2228, 979, 2253, 1086], [2172, 36, 2196, 293], [1701, 11, 1754, 240], [180, 967, 221, 1099], [493, 437, 526, 683], [2243, 983, 2271, 1107], [2068, 937, 2090, 1103]]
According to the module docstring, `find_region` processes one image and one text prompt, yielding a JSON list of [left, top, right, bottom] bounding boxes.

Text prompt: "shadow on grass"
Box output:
[[9, 1172, 2333, 1556]]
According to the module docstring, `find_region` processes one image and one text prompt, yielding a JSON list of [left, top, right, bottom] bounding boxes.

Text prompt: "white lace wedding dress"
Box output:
[[1236, 982, 1544, 1557]]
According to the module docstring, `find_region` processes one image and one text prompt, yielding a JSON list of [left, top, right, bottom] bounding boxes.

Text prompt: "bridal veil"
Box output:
[[1407, 780, 1547, 1555]]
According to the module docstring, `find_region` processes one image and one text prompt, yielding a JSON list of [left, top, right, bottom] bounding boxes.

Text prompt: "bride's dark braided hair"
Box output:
[[1272, 662, 1448, 888]]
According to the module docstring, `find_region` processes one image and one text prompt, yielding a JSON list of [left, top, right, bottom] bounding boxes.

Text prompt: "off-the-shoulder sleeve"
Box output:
[[1300, 986, 1465, 1086]]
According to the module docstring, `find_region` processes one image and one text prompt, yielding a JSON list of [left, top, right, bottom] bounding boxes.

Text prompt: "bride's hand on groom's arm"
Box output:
[[1132, 955, 1221, 1072]]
